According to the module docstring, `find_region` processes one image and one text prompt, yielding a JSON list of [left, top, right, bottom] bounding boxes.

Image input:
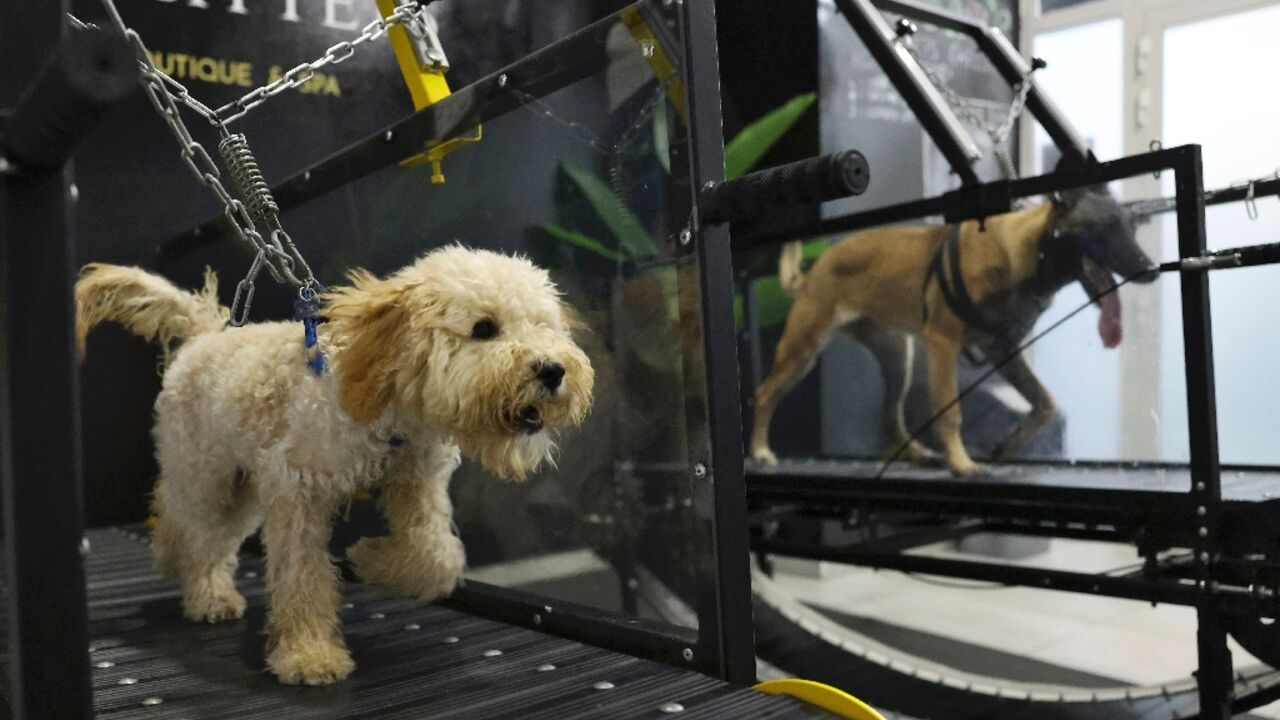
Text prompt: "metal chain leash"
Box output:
[[212, 3, 425, 125], [78, 0, 430, 324], [895, 29, 1040, 179]]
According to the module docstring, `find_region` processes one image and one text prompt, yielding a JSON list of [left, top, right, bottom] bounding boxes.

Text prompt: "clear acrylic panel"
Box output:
[[172, 0, 711, 631], [1162, 3, 1280, 465]]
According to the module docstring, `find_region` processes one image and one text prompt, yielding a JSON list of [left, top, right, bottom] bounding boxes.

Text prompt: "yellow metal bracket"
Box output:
[[376, 0, 480, 184], [754, 679, 886, 720]]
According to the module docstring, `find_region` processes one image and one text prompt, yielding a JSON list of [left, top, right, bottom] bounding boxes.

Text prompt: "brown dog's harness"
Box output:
[[923, 224, 1010, 349]]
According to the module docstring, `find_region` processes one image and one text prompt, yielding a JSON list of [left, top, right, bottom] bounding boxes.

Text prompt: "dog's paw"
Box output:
[[182, 587, 246, 624], [349, 535, 465, 602], [267, 641, 354, 686], [949, 460, 989, 478], [750, 447, 779, 466]]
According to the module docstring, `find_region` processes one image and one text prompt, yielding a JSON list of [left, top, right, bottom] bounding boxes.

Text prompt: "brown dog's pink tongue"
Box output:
[[1080, 256, 1122, 348]]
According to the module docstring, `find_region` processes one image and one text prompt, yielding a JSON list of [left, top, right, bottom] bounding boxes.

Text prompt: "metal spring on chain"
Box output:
[[218, 133, 279, 223]]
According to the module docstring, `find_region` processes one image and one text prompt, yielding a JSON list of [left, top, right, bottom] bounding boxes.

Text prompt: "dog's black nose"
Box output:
[[537, 362, 565, 391]]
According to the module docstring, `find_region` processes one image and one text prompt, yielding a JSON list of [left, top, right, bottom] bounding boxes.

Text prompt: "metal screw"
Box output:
[[244, 571, 257, 579], [1197, 506, 1207, 516], [342, 603, 354, 610], [1199, 527, 1208, 538], [498, 73, 508, 88], [404, 624, 420, 631], [537, 663, 557, 672], [95, 661, 115, 669], [370, 612, 385, 619], [1196, 482, 1206, 492], [660, 702, 686, 713], [593, 681, 615, 691], [1200, 552, 1210, 563], [894, 18, 917, 36], [80, 537, 91, 557], [140, 697, 163, 707], [679, 228, 692, 246], [693, 463, 707, 479], [70, 183, 80, 202], [533, 613, 542, 626], [482, 649, 503, 657], [384, 130, 394, 142], [304, 170, 311, 181], [118, 677, 139, 686], [682, 648, 693, 662], [442, 636, 459, 644]]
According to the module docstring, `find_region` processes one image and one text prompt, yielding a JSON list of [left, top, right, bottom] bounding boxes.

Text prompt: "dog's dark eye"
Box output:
[[471, 319, 498, 340]]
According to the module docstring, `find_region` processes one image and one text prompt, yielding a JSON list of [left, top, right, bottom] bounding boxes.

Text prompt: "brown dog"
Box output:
[[749, 186, 1157, 476]]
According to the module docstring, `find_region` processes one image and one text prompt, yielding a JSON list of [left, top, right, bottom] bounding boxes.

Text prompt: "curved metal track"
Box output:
[[751, 568, 1280, 719]]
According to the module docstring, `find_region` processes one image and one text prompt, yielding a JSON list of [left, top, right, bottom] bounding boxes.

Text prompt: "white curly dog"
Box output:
[[76, 246, 594, 685]]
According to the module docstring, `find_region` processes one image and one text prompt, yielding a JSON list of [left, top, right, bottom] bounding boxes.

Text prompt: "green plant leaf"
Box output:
[[540, 223, 626, 263], [560, 159, 658, 259], [724, 92, 816, 179]]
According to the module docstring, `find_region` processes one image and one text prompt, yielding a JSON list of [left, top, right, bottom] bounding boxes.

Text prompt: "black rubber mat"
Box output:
[[72, 527, 830, 719]]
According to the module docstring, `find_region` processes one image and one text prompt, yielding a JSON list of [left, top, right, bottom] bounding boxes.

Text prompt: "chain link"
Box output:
[[211, 3, 424, 125], [80, 0, 428, 323], [898, 36, 1038, 179]]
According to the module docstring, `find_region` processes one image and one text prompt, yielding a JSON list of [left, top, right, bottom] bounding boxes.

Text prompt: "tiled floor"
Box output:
[[772, 534, 1280, 718]]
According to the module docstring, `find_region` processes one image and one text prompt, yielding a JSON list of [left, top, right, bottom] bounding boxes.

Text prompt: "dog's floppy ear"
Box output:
[[323, 270, 410, 425]]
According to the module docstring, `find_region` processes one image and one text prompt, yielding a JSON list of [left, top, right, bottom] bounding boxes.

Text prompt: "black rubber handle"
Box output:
[[1, 25, 135, 173], [701, 150, 870, 225]]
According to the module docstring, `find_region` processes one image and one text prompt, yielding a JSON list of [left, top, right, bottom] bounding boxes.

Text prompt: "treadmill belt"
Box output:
[[67, 527, 829, 719]]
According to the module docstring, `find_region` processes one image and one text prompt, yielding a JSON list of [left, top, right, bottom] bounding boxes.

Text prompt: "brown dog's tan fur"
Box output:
[[750, 204, 1059, 476]]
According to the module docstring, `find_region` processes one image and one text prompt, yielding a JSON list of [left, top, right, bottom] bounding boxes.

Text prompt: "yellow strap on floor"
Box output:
[[754, 679, 886, 720]]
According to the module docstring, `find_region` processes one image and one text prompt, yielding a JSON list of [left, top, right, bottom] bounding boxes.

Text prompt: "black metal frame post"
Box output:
[[679, 0, 757, 685], [833, 0, 981, 186], [1172, 145, 1232, 720], [0, 6, 92, 719]]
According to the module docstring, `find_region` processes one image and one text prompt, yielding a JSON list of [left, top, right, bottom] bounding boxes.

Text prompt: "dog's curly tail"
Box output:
[[778, 240, 807, 297], [75, 264, 229, 365]]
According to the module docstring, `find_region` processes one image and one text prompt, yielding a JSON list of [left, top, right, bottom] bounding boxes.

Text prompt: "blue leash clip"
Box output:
[[294, 284, 329, 376]]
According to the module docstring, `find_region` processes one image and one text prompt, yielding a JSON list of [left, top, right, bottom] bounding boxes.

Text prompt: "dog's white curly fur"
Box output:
[[76, 246, 593, 686]]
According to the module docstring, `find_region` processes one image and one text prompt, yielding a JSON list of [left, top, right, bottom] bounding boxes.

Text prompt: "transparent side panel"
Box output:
[[190, 1, 715, 630], [1162, 3, 1280, 465]]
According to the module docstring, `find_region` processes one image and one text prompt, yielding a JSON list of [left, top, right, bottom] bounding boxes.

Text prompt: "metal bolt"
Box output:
[[404, 624, 420, 631], [693, 463, 707, 479], [533, 613, 542, 626], [498, 74, 508, 88], [384, 130, 394, 142], [1200, 552, 1210, 563], [1196, 482, 1206, 492], [660, 702, 686, 713], [244, 571, 257, 579], [483, 649, 503, 657], [1199, 527, 1208, 538], [140, 697, 163, 707], [895, 18, 917, 36], [593, 681, 615, 691], [304, 170, 311, 181], [679, 229, 692, 246], [1197, 506, 1207, 516], [342, 603, 354, 610], [442, 636, 459, 644], [544, 605, 552, 614], [682, 648, 693, 662], [370, 612, 385, 620], [95, 661, 115, 669], [118, 677, 139, 686], [80, 537, 91, 557], [537, 663, 557, 672], [70, 183, 80, 202]]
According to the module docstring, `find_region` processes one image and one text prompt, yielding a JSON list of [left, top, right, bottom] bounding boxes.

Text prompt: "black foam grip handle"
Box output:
[[2, 26, 135, 172], [701, 150, 870, 225]]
